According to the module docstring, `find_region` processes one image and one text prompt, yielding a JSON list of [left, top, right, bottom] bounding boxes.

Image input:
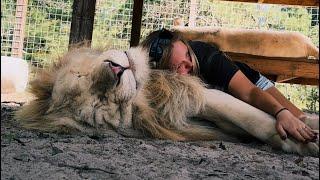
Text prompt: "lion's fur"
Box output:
[[146, 71, 206, 128], [172, 26, 319, 59], [15, 48, 104, 133]]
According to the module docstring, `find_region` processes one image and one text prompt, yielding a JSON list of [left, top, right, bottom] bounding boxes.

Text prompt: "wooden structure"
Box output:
[[68, 0, 96, 48], [68, 0, 319, 85], [129, 0, 144, 47], [226, 53, 319, 85], [11, 0, 28, 58]]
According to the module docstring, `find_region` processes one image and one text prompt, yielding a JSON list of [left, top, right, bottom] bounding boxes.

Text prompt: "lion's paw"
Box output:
[[269, 135, 319, 157], [295, 142, 319, 157], [282, 139, 319, 157]]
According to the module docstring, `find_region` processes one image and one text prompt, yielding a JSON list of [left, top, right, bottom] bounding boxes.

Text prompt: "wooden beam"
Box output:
[[283, 77, 319, 85], [130, 0, 144, 47], [276, 75, 297, 83], [284, 78, 319, 86], [275, 76, 319, 86], [11, 0, 28, 58], [221, 0, 319, 6], [226, 52, 319, 84], [264, 75, 318, 86], [69, 0, 96, 48]]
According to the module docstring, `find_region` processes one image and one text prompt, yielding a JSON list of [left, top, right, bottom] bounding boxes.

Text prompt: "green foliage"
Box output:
[[92, 0, 133, 49], [306, 88, 319, 112], [276, 84, 319, 113], [22, 0, 72, 66]]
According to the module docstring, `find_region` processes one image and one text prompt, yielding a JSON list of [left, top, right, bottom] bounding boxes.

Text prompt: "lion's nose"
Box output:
[[109, 62, 124, 76]]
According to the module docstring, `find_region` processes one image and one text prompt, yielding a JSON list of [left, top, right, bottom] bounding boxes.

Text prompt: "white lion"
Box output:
[[15, 47, 319, 157]]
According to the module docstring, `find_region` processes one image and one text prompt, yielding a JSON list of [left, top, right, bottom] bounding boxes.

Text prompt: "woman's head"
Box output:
[[140, 29, 199, 75]]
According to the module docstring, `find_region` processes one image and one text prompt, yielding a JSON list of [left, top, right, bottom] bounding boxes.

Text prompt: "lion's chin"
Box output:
[[112, 70, 137, 103]]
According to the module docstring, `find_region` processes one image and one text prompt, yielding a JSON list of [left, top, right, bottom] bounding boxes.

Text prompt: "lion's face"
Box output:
[[52, 48, 148, 103], [43, 47, 149, 131]]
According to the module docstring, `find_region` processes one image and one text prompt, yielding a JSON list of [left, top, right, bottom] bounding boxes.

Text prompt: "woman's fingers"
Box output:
[[297, 128, 312, 143], [290, 129, 306, 142], [276, 124, 287, 140]]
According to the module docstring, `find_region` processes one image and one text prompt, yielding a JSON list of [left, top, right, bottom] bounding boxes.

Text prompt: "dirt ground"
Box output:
[[1, 93, 319, 180]]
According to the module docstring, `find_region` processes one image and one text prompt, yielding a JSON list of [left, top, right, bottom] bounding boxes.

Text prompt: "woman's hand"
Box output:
[[228, 71, 318, 143], [275, 109, 318, 143]]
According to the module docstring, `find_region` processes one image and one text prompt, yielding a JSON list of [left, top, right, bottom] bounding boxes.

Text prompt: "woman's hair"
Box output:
[[140, 29, 199, 76]]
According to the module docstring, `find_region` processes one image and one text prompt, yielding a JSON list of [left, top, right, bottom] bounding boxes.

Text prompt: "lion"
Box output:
[[172, 26, 319, 59], [15, 47, 319, 157]]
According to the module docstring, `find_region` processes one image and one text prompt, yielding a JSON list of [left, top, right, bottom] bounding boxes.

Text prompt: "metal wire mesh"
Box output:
[[24, 0, 73, 67], [92, 0, 134, 50], [1, 0, 73, 68], [141, 0, 191, 38], [1, 0, 17, 57]]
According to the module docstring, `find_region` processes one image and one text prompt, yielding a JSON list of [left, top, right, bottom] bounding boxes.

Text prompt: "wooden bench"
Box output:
[[226, 52, 319, 85]]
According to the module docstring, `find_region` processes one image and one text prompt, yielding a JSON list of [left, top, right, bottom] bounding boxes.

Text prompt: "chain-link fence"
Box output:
[[1, 0, 73, 67], [92, 0, 134, 49], [1, 0, 319, 111]]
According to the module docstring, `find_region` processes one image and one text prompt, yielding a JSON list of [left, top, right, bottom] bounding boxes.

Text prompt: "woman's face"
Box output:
[[170, 41, 193, 75]]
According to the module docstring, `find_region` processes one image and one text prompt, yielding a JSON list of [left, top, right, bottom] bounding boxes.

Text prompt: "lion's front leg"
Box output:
[[198, 89, 319, 157]]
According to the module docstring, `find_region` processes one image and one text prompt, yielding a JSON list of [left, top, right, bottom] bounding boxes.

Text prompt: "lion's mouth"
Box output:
[[104, 60, 129, 85]]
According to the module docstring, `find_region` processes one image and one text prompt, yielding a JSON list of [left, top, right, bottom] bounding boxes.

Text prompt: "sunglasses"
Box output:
[[149, 28, 174, 63]]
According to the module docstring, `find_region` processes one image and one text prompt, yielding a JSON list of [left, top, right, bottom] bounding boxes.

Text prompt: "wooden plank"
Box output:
[[275, 76, 318, 86], [69, 0, 96, 48], [264, 75, 318, 85], [226, 52, 319, 80], [221, 0, 319, 6], [130, 0, 144, 47], [276, 75, 297, 83]]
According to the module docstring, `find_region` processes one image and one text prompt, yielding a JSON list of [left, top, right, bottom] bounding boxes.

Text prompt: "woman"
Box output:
[[140, 28, 317, 143]]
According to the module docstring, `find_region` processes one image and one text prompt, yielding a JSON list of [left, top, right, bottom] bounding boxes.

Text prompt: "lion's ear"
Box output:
[[126, 47, 150, 89]]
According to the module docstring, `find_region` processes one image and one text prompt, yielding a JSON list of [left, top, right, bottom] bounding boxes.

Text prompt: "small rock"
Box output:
[[51, 146, 63, 155], [219, 142, 226, 150], [13, 153, 31, 162]]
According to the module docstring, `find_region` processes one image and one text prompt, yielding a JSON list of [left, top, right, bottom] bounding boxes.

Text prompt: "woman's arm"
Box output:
[[228, 70, 317, 143]]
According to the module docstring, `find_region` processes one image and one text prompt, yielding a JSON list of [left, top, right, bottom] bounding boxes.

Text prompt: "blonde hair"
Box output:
[[140, 30, 200, 76]]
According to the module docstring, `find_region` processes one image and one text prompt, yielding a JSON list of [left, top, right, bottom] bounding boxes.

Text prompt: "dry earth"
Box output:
[[1, 93, 319, 180]]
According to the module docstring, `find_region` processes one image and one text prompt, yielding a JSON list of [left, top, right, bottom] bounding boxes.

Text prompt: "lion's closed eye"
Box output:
[[70, 69, 89, 78]]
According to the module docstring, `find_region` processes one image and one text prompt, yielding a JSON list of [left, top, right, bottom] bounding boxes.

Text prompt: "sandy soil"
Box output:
[[1, 98, 319, 180]]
